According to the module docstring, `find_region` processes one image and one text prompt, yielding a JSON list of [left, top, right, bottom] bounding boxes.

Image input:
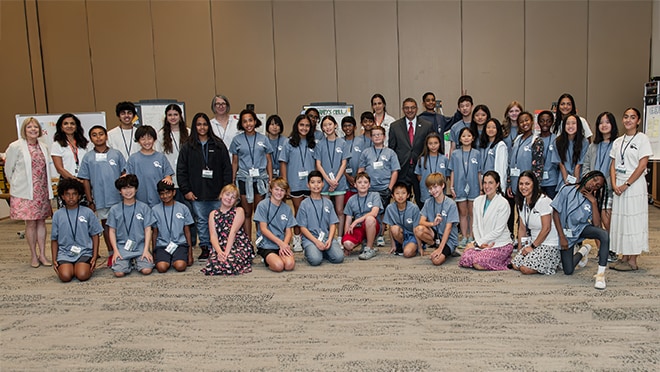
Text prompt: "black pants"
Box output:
[[561, 225, 609, 275]]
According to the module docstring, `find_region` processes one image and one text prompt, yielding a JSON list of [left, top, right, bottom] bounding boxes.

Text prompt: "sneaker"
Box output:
[[358, 247, 377, 260], [198, 246, 210, 261], [594, 272, 606, 290], [335, 237, 342, 248], [607, 251, 618, 263], [458, 237, 468, 248], [578, 244, 592, 268], [292, 235, 303, 252], [376, 236, 385, 247]]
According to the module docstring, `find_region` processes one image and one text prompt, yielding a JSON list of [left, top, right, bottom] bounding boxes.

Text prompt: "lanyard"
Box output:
[[461, 149, 472, 179], [270, 137, 281, 165], [161, 204, 175, 239], [122, 203, 136, 237], [398, 205, 407, 227], [596, 142, 612, 172], [298, 142, 308, 166], [310, 198, 326, 226], [170, 132, 179, 152], [522, 199, 532, 231], [429, 154, 440, 173], [266, 199, 282, 225], [120, 127, 134, 156], [201, 141, 210, 168], [562, 187, 587, 227], [374, 147, 384, 161], [619, 133, 637, 165], [357, 195, 367, 216], [325, 138, 337, 168], [244, 133, 257, 167], [432, 197, 446, 234], [65, 207, 80, 241], [514, 134, 532, 168], [542, 135, 553, 164], [67, 140, 80, 167]]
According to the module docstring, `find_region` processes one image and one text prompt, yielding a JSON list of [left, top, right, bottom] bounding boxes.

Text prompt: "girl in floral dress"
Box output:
[[201, 184, 255, 276]]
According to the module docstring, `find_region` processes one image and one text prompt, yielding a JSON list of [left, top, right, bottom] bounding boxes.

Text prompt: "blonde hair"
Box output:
[[219, 184, 240, 206], [502, 101, 524, 136], [20, 117, 43, 139], [425, 173, 446, 188], [270, 177, 290, 193]]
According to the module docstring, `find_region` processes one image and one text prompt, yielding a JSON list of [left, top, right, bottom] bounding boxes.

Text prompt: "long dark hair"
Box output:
[[420, 132, 443, 169], [593, 112, 618, 144], [555, 114, 585, 166], [552, 93, 577, 134], [288, 114, 316, 149], [479, 118, 504, 149], [189, 112, 222, 149], [54, 113, 88, 148], [162, 104, 189, 154], [515, 170, 542, 211], [470, 104, 491, 138]]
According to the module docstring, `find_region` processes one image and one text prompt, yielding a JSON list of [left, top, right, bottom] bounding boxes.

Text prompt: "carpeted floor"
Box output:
[[1, 206, 659, 371]]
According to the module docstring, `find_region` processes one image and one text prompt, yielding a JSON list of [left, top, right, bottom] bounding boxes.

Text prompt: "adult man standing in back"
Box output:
[[388, 98, 435, 207]]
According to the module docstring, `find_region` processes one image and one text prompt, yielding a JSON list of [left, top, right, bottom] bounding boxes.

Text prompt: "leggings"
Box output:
[[561, 224, 609, 275]]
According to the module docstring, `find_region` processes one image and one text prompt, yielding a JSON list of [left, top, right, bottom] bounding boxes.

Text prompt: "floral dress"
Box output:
[[201, 207, 255, 276], [10, 142, 52, 220]]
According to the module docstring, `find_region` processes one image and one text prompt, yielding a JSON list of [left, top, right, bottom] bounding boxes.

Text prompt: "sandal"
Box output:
[[611, 261, 638, 271], [38, 257, 52, 267]]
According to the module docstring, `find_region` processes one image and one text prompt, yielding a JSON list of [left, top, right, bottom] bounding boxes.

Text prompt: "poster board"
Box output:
[[303, 103, 354, 137], [644, 104, 660, 160], [135, 100, 185, 129], [14, 112, 106, 180]]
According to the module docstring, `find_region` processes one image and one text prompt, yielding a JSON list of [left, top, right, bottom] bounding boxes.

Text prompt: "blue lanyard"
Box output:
[[298, 142, 308, 166], [200, 141, 209, 167], [65, 207, 80, 242], [161, 204, 175, 239], [244, 133, 257, 167], [310, 198, 327, 226], [325, 139, 337, 168], [266, 199, 282, 225], [461, 149, 473, 179], [120, 127, 134, 156], [122, 203, 136, 237], [432, 197, 446, 234]]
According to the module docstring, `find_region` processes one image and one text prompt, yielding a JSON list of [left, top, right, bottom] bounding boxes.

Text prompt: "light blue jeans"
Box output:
[[192, 200, 221, 249], [303, 239, 344, 266]]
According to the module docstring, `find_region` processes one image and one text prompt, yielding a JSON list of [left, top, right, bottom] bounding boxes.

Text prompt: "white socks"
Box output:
[[597, 265, 606, 274]]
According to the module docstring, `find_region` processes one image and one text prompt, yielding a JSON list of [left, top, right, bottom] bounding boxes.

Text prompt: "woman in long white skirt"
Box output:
[[609, 108, 653, 271]]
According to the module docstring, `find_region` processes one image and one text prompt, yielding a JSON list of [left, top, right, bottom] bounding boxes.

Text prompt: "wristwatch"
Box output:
[[625, 182, 631, 187]]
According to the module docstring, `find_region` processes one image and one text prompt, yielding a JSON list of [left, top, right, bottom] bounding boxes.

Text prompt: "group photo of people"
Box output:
[[3, 92, 653, 291]]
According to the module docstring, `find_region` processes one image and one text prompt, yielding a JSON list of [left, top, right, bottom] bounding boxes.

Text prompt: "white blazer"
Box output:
[[4, 139, 54, 200], [472, 193, 512, 247]]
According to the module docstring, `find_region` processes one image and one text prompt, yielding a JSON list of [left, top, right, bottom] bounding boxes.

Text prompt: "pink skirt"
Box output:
[[459, 243, 514, 271]]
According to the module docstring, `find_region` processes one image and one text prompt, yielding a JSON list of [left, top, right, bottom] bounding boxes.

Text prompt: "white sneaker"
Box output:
[[594, 272, 606, 290], [335, 237, 342, 248], [578, 244, 592, 268], [358, 247, 377, 260], [376, 236, 385, 247], [292, 235, 303, 252]]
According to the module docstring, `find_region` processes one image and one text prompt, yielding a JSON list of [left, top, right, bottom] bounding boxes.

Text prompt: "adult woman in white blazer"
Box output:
[[459, 170, 513, 270], [4, 117, 54, 267]]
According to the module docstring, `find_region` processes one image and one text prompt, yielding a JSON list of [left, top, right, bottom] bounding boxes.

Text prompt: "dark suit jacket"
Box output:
[[388, 117, 434, 181]]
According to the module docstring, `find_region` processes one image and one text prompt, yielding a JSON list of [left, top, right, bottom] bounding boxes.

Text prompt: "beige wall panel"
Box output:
[[37, 0, 95, 113], [0, 0, 37, 149], [462, 0, 524, 118], [86, 0, 156, 129], [525, 1, 588, 115], [334, 1, 399, 118], [151, 1, 215, 122], [211, 1, 277, 119], [273, 0, 337, 128], [587, 1, 652, 125], [397, 0, 462, 113]]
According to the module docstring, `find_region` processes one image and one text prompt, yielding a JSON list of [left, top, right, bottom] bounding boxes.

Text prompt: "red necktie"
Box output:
[[408, 122, 414, 145]]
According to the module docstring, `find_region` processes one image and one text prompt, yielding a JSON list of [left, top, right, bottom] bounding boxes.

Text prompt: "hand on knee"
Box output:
[[432, 254, 446, 266]]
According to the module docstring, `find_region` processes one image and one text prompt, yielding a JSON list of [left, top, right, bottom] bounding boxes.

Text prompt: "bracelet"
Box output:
[[531, 243, 536, 249], [625, 182, 631, 187]]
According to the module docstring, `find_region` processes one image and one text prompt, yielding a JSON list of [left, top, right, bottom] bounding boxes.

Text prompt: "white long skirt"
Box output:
[[610, 175, 649, 255]]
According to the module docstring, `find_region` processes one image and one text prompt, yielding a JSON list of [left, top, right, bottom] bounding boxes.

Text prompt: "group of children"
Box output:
[[48, 94, 650, 291]]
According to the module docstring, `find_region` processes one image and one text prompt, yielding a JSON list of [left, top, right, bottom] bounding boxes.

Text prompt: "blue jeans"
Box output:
[[192, 200, 221, 248], [303, 239, 344, 266]]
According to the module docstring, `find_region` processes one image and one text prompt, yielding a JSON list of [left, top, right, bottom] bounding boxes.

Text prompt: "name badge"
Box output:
[[318, 231, 326, 242], [510, 168, 520, 177], [345, 167, 353, 175], [520, 237, 531, 248], [328, 172, 335, 180], [543, 171, 549, 180], [123, 239, 136, 251], [95, 153, 107, 161], [165, 241, 178, 254], [373, 161, 384, 170], [615, 164, 627, 174], [464, 184, 470, 194], [70, 245, 82, 256], [249, 168, 260, 177], [273, 169, 280, 177], [298, 171, 308, 180], [202, 169, 214, 179], [566, 175, 577, 184], [255, 235, 264, 247], [563, 228, 574, 238]]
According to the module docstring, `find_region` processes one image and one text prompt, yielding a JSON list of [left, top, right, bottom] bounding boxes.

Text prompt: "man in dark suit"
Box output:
[[388, 98, 435, 207]]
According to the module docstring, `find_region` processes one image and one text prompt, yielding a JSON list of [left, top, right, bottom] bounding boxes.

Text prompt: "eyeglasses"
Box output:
[[214, 102, 227, 107]]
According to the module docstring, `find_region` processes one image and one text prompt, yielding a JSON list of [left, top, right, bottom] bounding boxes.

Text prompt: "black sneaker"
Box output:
[[607, 251, 618, 263], [198, 246, 209, 261]]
